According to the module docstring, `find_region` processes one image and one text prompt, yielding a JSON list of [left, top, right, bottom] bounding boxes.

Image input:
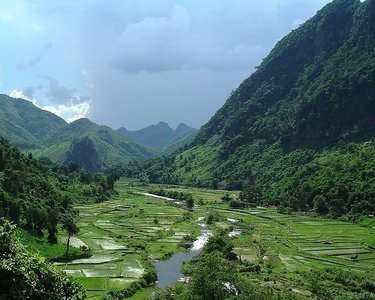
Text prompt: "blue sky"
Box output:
[[0, 0, 331, 129]]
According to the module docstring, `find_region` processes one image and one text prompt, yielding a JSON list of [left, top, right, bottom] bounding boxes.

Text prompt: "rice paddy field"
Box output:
[[56, 181, 201, 299], [215, 208, 375, 273], [56, 179, 375, 299]]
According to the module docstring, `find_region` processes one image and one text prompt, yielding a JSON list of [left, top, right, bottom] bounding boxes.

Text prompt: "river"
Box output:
[[154, 220, 212, 287]]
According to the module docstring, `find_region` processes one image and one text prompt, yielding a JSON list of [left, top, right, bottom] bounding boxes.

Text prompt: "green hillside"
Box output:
[[0, 135, 120, 298], [38, 118, 156, 168], [0, 133, 118, 240], [124, 0, 375, 218], [0, 95, 66, 149], [0, 94, 155, 169]]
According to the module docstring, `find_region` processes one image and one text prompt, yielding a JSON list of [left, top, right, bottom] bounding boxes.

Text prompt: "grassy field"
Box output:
[[51, 179, 374, 299]]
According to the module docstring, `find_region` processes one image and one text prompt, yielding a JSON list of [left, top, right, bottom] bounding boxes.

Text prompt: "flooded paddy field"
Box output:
[[57, 180, 374, 299], [57, 181, 200, 299]]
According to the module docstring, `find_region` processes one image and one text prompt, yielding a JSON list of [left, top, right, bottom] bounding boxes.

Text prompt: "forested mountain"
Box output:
[[0, 135, 118, 298], [0, 136, 68, 242], [0, 132, 119, 233], [124, 0, 375, 218], [0, 95, 66, 149], [0, 94, 155, 169], [118, 121, 196, 151]]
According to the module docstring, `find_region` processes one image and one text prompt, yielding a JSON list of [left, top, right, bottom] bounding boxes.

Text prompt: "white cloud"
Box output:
[[42, 102, 90, 123], [8, 89, 90, 123], [9, 89, 38, 105]]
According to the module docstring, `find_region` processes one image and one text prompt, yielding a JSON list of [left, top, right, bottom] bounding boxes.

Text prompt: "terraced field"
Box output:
[[56, 180, 375, 299], [226, 210, 375, 274], [56, 184, 200, 299], [209, 210, 373, 274]]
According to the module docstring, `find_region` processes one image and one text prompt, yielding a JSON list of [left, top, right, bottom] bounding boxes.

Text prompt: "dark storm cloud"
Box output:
[[81, 0, 331, 129], [43, 76, 78, 104], [22, 86, 35, 98], [110, 5, 265, 73], [107, 1, 331, 75], [1, 0, 332, 129]]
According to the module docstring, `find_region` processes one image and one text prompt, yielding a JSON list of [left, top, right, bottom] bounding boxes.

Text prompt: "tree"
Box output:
[[62, 214, 79, 256], [221, 192, 231, 202], [313, 195, 329, 215], [205, 233, 236, 260], [239, 182, 262, 207], [106, 169, 121, 190], [0, 146, 5, 171], [191, 251, 239, 300], [186, 196, 194, 209], [47, 208, 59, 244], [0, 218, 85, 299]]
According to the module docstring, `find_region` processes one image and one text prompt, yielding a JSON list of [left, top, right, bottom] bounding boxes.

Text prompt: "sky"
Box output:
[[0, 0, 331, 130]]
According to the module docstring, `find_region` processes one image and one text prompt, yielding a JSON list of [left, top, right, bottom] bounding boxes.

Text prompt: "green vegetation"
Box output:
[[119, 0, 375, 219], [0, 94, 156, 169], [36, 180, 372, 299], [146, 184, 375, 300], [18, 228, 88, 262], [52, 180, 201, 299], [0, 135, 116, 246], [1, 0, 375, 298], [0, 218, 85, 300], [148, 187, 194, 205], [66, 137, 101, 172], [0, 136, 76, 242]]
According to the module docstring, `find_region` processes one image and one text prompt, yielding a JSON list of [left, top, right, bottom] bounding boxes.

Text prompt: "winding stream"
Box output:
[[154, 220, 212, 287]]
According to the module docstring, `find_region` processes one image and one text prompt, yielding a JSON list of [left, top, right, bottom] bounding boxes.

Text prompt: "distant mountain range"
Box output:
[[118, 121, 197, 151], [0, 94, 155, 170]]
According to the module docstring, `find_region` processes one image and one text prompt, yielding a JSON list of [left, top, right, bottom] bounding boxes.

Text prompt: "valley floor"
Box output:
[[55, 179, 375, 299]]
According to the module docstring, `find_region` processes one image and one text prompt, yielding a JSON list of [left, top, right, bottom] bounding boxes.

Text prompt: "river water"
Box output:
[[154, 221, 212, 287]]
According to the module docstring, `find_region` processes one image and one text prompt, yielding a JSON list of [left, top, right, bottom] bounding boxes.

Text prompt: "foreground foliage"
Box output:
[[0, 218, 85, 300]]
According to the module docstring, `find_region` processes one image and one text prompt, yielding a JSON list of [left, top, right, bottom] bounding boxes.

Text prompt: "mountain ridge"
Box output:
[[0, 94, 156, 169], [118, 121, 197, 150]]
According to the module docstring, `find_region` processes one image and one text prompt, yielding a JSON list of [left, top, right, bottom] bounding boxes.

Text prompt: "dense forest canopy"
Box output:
[[0, 135, 117, 242]]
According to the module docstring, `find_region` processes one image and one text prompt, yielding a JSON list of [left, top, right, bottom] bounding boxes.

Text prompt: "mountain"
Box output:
[[117, 121, 197, 150], [0, 94, 155, 169], [0, 95, 66, 150], [65, 136, 101, 172], [130, 0, 375, 217]]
